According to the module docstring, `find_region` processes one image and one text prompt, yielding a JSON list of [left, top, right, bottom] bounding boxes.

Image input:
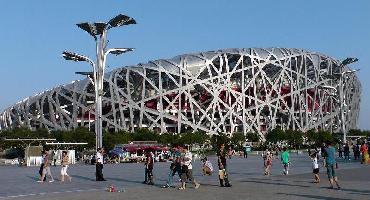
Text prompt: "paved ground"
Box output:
[[0, 154, 369, 200]]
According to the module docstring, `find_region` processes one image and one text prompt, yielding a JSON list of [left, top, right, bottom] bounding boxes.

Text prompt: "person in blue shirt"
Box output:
[[324, 141, 341, 190]]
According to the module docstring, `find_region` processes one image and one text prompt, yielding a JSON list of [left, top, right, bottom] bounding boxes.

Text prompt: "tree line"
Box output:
[[1, 127, 369, 158]]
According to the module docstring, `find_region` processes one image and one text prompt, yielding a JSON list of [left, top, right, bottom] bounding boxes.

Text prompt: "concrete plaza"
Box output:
[[0, 154, 369, 200]]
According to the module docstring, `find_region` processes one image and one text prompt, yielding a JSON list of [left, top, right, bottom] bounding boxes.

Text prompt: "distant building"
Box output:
[[0, 48, 361, 140]]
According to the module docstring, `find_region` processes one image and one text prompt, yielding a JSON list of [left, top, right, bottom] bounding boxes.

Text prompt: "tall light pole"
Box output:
[[62, 14, 136, 150], [321, 58, 359, 144], [336, 60, 359, 144]]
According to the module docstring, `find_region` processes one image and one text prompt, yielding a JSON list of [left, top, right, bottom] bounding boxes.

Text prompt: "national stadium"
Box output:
[[0, 48, 361, 140]]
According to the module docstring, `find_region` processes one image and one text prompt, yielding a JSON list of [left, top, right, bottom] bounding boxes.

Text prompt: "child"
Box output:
[[202, 157, 213, 176], [280, 147, 289, 175], [311, 152, 320, 183]]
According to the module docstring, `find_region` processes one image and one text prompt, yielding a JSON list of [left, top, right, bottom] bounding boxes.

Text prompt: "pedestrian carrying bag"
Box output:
[[219, 169, 225, 179]]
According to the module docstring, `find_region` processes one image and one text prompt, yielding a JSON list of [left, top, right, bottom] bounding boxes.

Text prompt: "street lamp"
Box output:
[[63, 14, 136, 150], [321, 58, 359, 143]]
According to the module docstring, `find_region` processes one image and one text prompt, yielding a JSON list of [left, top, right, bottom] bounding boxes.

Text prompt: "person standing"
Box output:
[[360, 142, 369, 164], [338, 144, 343, 158], [38, 150, 55, 183], [324, 141, 340, 189], [179, 146, 200, 190], [95, 148, 106, 181], [343, 143, 350, 160], [243, 147, 248, 158], [143, 150, 154, 185], [310, 152, 320, 183], [217, 144, 232, 187], [280, 147, 290, 175], [60, 151, 72, 182]]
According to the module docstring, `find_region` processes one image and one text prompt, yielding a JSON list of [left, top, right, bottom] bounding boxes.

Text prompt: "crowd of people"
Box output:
[[36, 140, 369, 191]]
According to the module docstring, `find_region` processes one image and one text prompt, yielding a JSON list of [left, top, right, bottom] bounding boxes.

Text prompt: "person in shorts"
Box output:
[[60, 151, 72, 182], [38, 150, 55, 183], [179, 146, 200, 190], [217, 144, 232, 187], [325, 141, 340, 189], [280, 147, 290, 175], [310, 152, 320, 183]]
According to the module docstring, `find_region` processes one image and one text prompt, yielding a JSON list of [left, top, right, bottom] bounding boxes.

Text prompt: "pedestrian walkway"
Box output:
[[0, 154, 368, 200]]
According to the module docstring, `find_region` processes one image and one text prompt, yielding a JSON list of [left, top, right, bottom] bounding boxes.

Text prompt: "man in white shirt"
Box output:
[[96, 148, 106, 181], [179, 146, 200, 190]]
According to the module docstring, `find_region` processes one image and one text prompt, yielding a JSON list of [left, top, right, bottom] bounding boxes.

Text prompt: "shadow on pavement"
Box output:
[[276, 193, 352, 200], [26, 175, 39, 181], [72, 175, 96, 181], [240, 179, 311, 188]]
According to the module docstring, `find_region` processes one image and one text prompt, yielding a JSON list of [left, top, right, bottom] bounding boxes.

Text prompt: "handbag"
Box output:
[[218, 169, 225, 179]]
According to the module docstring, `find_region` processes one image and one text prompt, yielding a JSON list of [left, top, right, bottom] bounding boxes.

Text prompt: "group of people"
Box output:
[[262, 141, 342, 190], [37, 140, 368, 191], [262, 147, 290, 176], [312, 141, 341, 189], [89, 144, 231, 190], [156, 144, 231, 189], [38, 150, 71, 183], [337, 141, 369, 163]]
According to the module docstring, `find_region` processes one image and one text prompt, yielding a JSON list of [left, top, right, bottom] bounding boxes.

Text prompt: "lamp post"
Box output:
[[62, 14, 136, 150], [321, 58, 359, 144], [336, 67, 359, 144]]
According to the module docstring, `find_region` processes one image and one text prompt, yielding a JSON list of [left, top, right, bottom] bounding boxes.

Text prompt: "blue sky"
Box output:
[[0, 0, 369, 129]]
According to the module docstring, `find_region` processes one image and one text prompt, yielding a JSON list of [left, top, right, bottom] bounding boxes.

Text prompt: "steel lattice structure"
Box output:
[[0, 48, 361, 140]]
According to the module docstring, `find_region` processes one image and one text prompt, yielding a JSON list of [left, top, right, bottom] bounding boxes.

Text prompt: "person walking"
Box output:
[[217, 144, 232, 187], [324, 141, 340, 190], [143, 150, 154, 185], [263, 149, 272, 176], [179, 146, 200, 190], [281, 147, 290, 175], [161, 147, 182, 188], [310, 152, 320, 183], [95, 148, 106, 181], [60, 151, 72, 182], [38, 150, 55, 183]]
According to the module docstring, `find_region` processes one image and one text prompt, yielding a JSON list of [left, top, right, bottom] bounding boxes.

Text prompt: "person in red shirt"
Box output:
[[360, 142, 369, 164]]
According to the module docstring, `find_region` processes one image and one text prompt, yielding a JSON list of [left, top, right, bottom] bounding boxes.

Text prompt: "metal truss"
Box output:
[[0, 48, 361, 140]]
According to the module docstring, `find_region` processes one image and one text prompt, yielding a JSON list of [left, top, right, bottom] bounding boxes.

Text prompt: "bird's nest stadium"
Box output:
[[0, 48, 361, 140]]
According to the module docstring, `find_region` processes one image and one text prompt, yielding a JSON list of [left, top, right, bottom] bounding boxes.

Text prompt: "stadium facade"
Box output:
[[0, 48, 361, 140]]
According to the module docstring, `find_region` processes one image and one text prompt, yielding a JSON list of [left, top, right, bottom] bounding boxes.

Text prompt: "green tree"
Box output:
[[158, 132, 179, 146], [132, 128, 159, 141], [211, 133, 230, 150], [245, 132, 259, 142], [231, 132, 245, 151], [265, 127, 286, 144], [103, 130, 133, 151], [306, 129, 333, 146], [286, 129, 303, 149]]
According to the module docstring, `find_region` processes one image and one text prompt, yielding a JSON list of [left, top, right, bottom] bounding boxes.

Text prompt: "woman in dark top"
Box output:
[[217, 144, 231, 187]]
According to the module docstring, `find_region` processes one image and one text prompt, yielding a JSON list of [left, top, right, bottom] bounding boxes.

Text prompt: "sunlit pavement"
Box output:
[[0, 154, 369, 200]]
